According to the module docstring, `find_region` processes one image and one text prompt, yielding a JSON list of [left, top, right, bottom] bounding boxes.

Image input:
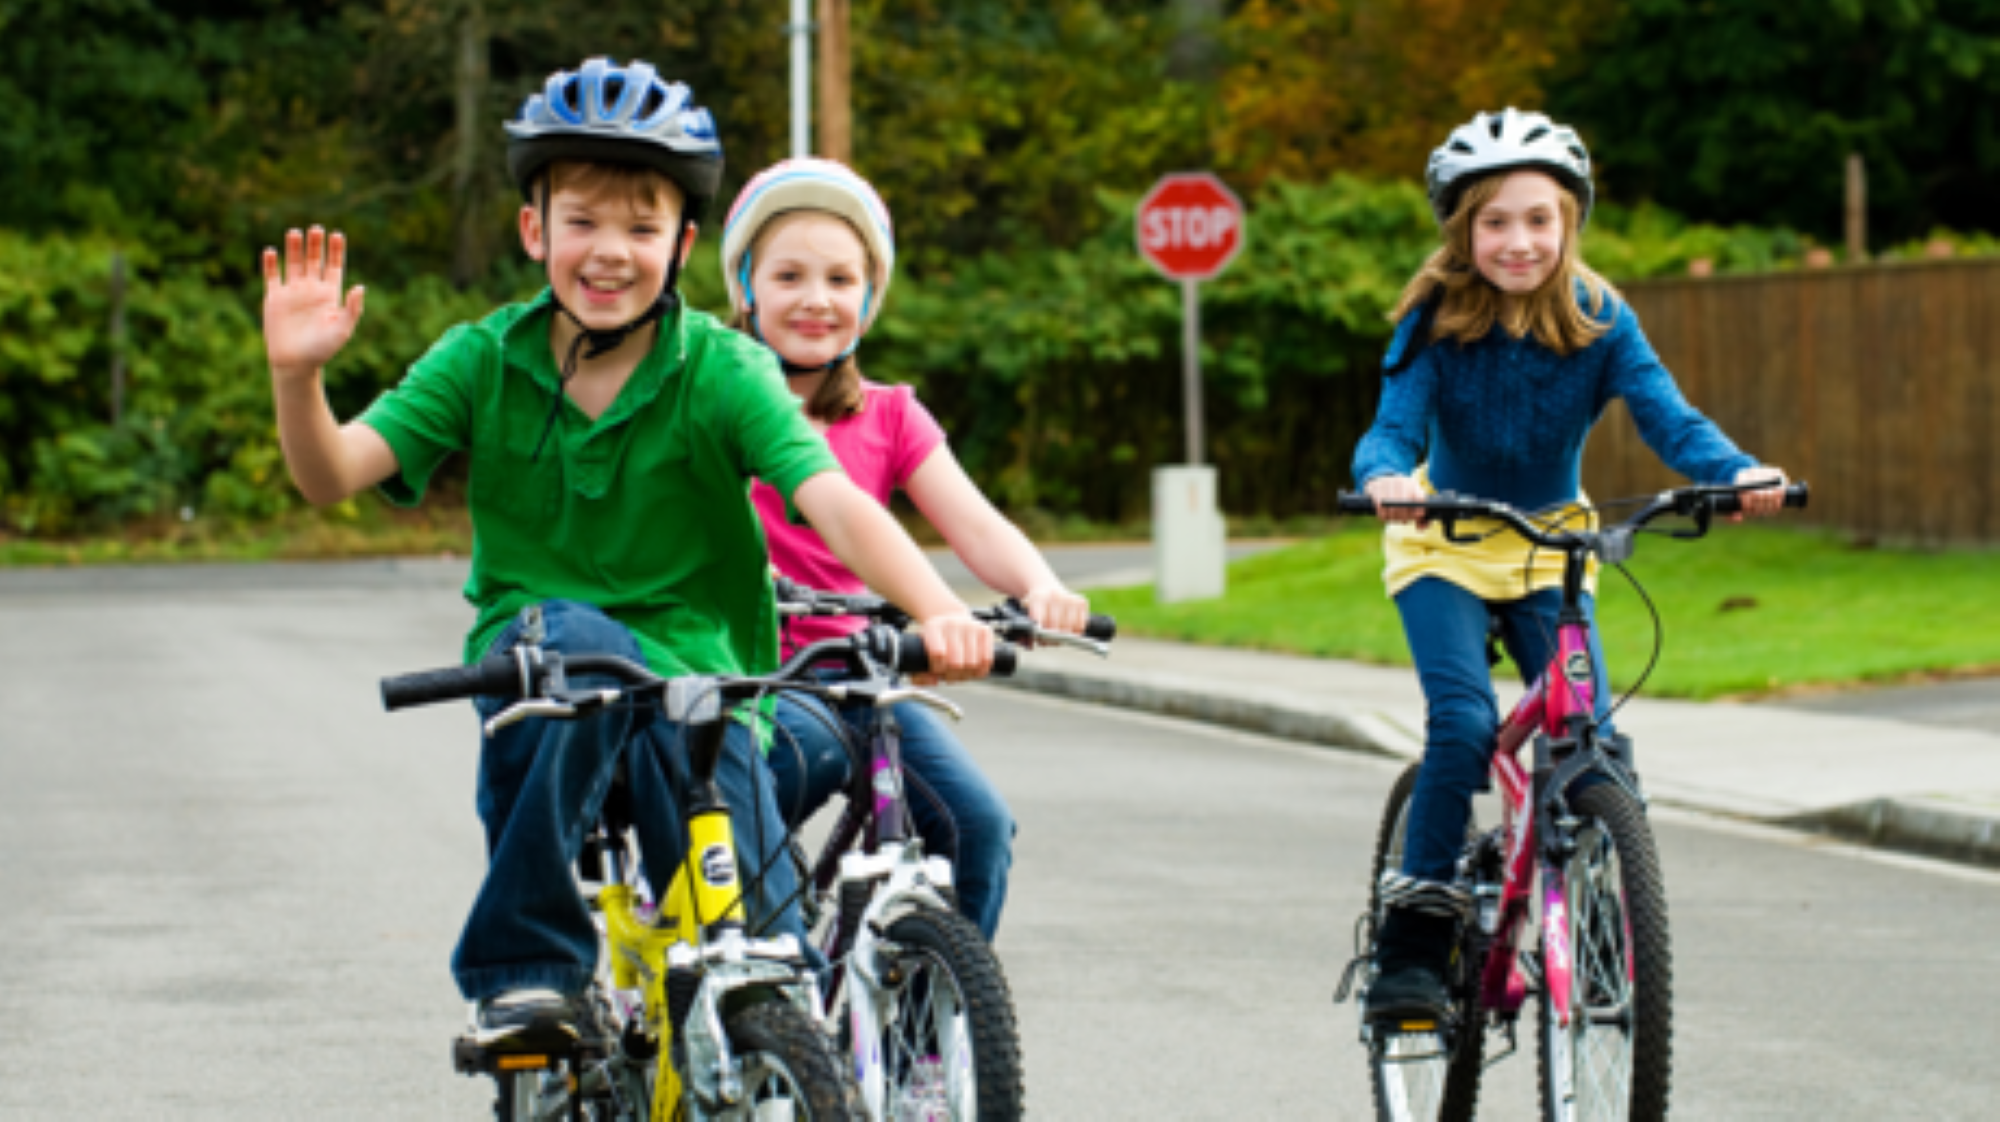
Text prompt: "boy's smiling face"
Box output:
[[521, 168, 690, 332]]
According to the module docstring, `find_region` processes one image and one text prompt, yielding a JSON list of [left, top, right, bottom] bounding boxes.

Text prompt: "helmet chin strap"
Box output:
[[531, 181, 689, 461]]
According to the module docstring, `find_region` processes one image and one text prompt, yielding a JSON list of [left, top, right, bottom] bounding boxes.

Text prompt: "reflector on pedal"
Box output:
[[1399, 1021, 1437, 1032], [497, 1055, 550, 1071]]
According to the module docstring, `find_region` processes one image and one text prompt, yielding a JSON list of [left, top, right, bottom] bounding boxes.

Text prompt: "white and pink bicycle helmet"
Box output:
[[720, 158, 897, 336]]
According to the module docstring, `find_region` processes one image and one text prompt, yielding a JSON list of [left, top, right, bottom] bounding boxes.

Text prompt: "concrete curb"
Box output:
[[1782, 798, 2000, 869], [995, 664, 1421, 761], [995, 665, 2000, 872]]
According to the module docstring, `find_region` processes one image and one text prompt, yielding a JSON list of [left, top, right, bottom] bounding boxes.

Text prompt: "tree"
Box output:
[[1545, 0, 2000, 245]]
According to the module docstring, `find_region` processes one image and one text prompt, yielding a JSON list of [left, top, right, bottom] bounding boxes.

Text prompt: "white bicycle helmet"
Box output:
[[720, 158, 896, 334], [1426, 108, 1593, 228], [504, 57, 724, 220]]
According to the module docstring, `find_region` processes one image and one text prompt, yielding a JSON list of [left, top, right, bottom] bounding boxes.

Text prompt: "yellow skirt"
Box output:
[[1380, 467, 1599, 602]]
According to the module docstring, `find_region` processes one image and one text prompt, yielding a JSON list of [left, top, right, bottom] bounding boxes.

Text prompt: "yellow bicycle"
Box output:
[[383, 631, 969, 1119]]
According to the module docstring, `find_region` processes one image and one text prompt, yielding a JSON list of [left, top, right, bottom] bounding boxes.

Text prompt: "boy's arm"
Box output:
[[792, 472, 995, 682], [263, 227, 399, 505]]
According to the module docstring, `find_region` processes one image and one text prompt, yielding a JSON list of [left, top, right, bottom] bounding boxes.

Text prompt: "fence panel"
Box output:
[[1584, 258, 2000, 545]]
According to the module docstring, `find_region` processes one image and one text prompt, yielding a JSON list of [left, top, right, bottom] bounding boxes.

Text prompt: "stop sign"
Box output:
[[1136, 172, 1245, 281]]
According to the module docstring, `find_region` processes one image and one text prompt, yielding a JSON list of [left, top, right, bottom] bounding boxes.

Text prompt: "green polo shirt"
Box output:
[[358, 290, 840, 677]]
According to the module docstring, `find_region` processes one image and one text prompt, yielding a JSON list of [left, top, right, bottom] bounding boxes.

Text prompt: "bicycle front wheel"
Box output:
[[1536, 782, 1673, 1122], [1365, 763, 1486, 1122], [872, 905, 1024, 1121], [704, 1000, 865, 1121]]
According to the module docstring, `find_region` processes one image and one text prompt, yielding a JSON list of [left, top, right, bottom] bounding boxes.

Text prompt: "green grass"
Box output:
[[1090, 523, 2000, 700], [0, 502, 472, 567]]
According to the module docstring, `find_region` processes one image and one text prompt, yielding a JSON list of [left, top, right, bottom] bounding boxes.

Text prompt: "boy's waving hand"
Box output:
[[263, 226, 367, 381]]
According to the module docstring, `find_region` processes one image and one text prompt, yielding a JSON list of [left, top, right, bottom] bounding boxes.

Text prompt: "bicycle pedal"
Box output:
[[454, 1034, 562, 1076]]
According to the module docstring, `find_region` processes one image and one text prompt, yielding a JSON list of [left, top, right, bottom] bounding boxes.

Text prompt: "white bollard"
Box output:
[[1152, 465, 1226, 604]]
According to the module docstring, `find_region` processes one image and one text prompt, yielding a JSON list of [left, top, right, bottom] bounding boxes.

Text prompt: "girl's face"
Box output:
[[749, 213, 871, 369], [1470, 171, 1566, 299], [522, 182, 685, 333]]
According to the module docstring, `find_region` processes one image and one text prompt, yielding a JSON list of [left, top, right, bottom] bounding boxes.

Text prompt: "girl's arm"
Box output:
[[1605, 306, 1788, 517], [1352, 337, 1440, 523], [791, 472, 995, 681], [902, 446, 1090, 635]]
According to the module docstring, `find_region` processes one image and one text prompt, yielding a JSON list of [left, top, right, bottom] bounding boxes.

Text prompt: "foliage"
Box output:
[[1089, 522, 2000, 699], [1546, 0, 2000, 247], [1219, 0, 1600, 190]]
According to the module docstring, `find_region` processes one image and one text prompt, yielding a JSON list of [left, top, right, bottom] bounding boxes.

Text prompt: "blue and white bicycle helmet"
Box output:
[[504, 57, 724, 220], [1426, 108, 1593, 229]]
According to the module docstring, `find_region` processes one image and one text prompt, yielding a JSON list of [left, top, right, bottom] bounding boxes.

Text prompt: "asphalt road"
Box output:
[[2, 562, 1997, 1118]]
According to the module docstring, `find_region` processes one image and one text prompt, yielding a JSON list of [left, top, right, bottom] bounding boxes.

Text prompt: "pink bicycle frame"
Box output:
[[1478, 618, 1600, 1028]]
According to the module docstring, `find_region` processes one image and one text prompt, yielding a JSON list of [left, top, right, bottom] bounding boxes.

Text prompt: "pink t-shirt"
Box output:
[[754, 380, 946, 656]]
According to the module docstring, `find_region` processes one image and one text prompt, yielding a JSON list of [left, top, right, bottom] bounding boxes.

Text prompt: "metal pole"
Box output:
[[1183, 277, 1203, 465], [790, 0, 811, 158]]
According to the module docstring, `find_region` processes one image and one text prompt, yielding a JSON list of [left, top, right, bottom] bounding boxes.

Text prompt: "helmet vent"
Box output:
[[1450, 140, 1475, 154], [639, 87, 666, 119], [1523, 126, 1550, 144]]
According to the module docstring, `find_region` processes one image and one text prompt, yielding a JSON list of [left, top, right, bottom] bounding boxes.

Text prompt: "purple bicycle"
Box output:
[[1333, 480, 1809, 1122]]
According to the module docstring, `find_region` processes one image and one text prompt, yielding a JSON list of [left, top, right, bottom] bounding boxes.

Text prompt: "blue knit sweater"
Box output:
[[1351, 294, 1756, 511]]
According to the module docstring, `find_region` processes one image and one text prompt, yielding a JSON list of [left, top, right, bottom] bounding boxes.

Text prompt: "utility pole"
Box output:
[[816, 0, 851, 163], [789, 0, 812, 158], [1845, 152, 1867, 262]]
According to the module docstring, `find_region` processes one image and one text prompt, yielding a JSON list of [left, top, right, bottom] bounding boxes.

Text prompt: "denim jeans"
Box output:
[[1394, 578, 1617, 886], [767, 678, 1017, 941], [452, 600, 808, 1001]]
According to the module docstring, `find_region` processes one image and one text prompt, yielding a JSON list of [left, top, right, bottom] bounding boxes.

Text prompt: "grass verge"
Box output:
[[1088, 522, 2000, 700]]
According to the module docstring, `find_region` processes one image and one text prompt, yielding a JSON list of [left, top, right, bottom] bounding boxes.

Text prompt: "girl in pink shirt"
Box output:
[[721, 159, 1089, 938]]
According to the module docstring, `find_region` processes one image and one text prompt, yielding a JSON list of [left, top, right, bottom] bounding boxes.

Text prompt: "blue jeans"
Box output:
[[452, 600, 808, 1001], [768, 679, 1017, 940], [1395, 578, 1617, 886]]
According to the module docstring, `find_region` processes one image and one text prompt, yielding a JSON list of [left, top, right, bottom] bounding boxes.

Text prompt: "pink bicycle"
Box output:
[[1333, 480, 1809, 1122]]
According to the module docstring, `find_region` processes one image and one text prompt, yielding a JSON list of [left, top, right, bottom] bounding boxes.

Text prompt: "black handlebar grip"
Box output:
[[1084, 614, 1118, 642], [1712, 482, 1810, 515], [892, 635, 1020, 678], [381, 655, 521, 711], [1336, 491, 1378, 515]]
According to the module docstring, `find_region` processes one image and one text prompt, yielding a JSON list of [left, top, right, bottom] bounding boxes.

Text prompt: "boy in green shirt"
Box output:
[[260, 58, 993, 1050]]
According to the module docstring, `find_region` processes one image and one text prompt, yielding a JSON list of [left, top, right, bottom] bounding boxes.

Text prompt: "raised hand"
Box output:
[[263, 227, 366, 382]]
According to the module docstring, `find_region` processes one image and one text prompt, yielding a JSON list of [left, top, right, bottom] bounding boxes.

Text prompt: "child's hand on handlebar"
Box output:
[[1021, 583, 1090, 639], [1731, 465, 1790, 521], [1365, 474, 1430, 528], [914, 610, 995, 685]]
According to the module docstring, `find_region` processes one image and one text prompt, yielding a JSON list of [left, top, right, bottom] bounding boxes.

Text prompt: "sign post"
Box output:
[[1137, 172, 1245, 603]]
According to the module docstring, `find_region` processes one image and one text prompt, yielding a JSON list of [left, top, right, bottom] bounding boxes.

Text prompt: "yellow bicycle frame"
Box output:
[[595, 807, 747, 1121]]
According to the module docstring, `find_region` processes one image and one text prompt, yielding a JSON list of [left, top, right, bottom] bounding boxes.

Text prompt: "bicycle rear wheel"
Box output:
[[1536, 782, 1673, 1122], [1365, 763, 1486, 1122]]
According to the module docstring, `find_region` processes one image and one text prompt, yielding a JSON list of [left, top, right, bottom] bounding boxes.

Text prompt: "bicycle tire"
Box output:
[[698, 999, 864, 1121], [1365, 763, 1486, 1122], [863, 905, 1025, 1121], [1535, 781, 1673, 1122]]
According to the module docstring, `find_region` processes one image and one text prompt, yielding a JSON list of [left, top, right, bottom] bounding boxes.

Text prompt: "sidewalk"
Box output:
[[993, 636, 2000, 869]]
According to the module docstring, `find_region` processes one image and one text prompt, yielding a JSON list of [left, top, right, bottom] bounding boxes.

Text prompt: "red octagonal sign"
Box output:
[[1137, 172, 1246, 281]]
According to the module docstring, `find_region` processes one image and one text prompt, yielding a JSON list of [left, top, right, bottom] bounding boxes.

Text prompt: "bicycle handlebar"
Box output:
[[380, 627, 1019, 716], [774, 577, 1117, 647], [1335, 481, 1810, 550]]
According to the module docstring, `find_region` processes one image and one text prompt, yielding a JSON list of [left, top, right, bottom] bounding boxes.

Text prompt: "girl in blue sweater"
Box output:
[[1352, 109, 1788, 1021]]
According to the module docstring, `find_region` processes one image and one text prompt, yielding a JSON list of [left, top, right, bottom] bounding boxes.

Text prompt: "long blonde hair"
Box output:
[[1390, 173, 1617, 357], [728, 210, 877, 423]]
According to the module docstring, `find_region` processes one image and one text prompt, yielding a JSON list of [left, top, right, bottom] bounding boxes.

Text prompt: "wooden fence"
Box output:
[[1584, 257, 2000, 545]]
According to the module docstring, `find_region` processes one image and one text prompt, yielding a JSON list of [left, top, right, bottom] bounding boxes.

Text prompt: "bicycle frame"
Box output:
[[1480, 609, 1602, 1029]]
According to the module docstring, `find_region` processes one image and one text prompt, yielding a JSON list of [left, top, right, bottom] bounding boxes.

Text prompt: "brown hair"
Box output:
[[728, 210, 880, 423], [1390, 173, 1617, 357], [536, 160, 686, 221]]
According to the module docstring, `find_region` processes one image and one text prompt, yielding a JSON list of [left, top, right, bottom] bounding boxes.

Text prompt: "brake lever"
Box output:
[[1028, 628, 1111, 658], [875, 686, 965, 722], [484, 697, 578, 737]]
